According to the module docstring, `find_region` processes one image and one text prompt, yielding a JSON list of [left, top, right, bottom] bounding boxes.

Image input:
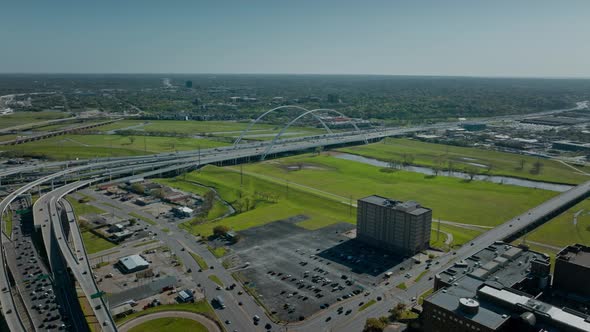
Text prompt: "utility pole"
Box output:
[[240, 164, 243, 187], [437, 218, 441, 242], [286, 180, 289, 199], [349, 195, 353, 217]]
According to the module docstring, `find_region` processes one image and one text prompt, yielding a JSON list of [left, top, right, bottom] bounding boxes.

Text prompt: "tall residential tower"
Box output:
[[356, 195, 432, 255]]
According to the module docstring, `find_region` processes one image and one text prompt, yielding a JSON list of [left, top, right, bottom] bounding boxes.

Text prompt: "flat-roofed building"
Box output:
[[356, 195, 432, 255], [117, 254, 149, 274], [421, 242, 590, 332], [553, 244, 590, 297]]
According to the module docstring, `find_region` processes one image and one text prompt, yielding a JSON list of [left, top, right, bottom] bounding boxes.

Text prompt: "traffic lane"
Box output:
[[161, 234, 268, 331], [45, 186, 116, 331]]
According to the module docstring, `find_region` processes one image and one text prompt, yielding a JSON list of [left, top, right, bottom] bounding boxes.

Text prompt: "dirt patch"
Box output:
[[276, 162, 334, 172]]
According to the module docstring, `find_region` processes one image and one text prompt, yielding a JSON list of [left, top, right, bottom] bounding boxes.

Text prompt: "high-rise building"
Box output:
[[356, 195, 432, 255]]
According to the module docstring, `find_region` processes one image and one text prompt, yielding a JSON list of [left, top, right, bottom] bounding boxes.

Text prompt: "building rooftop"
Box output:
[[479, 285, 590, 332], [359, 195, 431, 215], [556, 244, 590, 268], [436, 242, 547, 287], [428, 243, 550, 329], [118, 254, 149, 271], [174, 206, 193, 214], [427, 275, 512, 329]]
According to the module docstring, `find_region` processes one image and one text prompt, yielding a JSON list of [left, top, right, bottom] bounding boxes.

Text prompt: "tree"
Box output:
[[363, 317, 388, 332], [530, 160, 544, 175], [389, 303, 407, 321], [129, 136, 135, 144], [213, 225, 230, 237], [152, 188, 165, 199], [447, 160, 455, 174], [202, 190, 216, 212], [387, 159, 399, 170], [518, 159, 526, 170], [130, 183, 145, 195], [315, 146, 324, 155], [402, 153, 414, 166], [465, 167, 477, 181]]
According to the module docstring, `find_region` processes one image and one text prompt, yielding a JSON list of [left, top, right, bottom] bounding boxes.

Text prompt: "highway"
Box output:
[[46, 182, 117, 330]]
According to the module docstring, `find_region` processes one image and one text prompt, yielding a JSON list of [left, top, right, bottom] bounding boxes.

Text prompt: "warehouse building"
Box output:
[[116, 254, 150, 274], [356, 195, 432, 255]]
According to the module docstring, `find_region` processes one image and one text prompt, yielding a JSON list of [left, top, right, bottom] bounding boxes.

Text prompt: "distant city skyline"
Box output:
[[1, 0, 590, 78]]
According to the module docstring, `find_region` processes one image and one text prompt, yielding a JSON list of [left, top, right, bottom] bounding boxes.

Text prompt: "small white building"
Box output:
[[172, 206, 193, 218]]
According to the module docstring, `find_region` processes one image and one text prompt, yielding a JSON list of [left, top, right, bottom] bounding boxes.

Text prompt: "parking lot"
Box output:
[[94, 245, 189, 295], [229, 216, 405, 322], [5, 197, 69, 330]]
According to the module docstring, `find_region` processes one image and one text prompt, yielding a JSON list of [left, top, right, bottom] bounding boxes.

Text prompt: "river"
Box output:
[[335, 153, 574, 192]]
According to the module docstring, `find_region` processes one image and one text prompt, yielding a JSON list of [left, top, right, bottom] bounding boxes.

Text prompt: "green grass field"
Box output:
[[234, 154, 556, 227], [208, 274, 224, 287], [175, 164, 356, 238], [190, 252, 209, 270], [337, 138, 589, 184], [207, 246, 227, 258], [99, 119, 328, 140], [82, 231, 116, 254], [168, 154, 551, 249], [1, 134, 228, 160], [0, 111, 70, 129], [0, 134, 17, 142], [66, 196, 105, 216], [358, 299, 376, 311], [2, 211, 13, 237], [128, 317, 207, 332], [114, 300, 215, 325]]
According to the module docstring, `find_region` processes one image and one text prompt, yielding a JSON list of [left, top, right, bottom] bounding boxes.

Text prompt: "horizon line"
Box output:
[[0, 72, 589, 80]]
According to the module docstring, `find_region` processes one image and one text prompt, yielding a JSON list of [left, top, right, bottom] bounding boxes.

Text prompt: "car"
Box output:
[[325, 316, 332, 322], [253, 315, 260, 321], [216, 286, 222, 290], [238, 301, 243, 306], [225, 320, 231, 324]]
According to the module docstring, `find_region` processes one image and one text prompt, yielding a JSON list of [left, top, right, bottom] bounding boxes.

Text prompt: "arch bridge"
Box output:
[[233, 105, 368, 160]]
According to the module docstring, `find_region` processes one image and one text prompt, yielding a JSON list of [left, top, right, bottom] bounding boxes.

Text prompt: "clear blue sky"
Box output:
[[1, 0, 589, 77]]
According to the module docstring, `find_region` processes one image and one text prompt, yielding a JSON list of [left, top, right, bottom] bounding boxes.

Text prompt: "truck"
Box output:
[[213, 295, 226, 309], [384, 272, 393, 278]]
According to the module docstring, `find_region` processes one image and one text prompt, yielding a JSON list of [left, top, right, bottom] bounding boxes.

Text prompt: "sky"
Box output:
[[1, 0, 589, 77]]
